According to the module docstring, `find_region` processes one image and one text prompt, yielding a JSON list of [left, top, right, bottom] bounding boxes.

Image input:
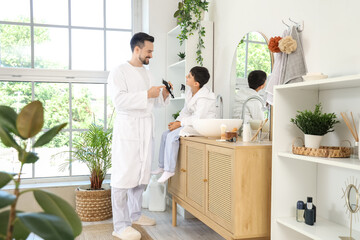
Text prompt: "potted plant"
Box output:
[[178, 51, 186, 61], [290, 103, 339, 148], [173, 0, 209, 66], [65, 123, 113, 222], [0, 101, 82, 240], [172, 110, 181, 120]]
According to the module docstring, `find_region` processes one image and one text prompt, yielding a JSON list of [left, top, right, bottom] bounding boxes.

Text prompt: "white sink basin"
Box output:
[[193, 119, 243, 137]]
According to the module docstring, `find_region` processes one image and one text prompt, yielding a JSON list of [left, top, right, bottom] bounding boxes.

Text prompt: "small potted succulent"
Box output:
[[177, 52, 186, 61], [290, 103, 339, 148]]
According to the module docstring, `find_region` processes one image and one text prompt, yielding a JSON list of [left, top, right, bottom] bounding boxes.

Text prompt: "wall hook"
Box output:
[[282, 19, 290, 28], [289, 18, 304, 32]]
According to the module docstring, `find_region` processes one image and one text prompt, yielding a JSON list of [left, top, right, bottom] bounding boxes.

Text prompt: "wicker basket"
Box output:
[[292, 138, 351, 158], [75, 186, 112, 222]]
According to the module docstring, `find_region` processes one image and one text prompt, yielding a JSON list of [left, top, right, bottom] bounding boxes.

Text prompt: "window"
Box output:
[[0, 0, 134, 71], [0, 0, 140, 179], [236, 32, 272, 89]]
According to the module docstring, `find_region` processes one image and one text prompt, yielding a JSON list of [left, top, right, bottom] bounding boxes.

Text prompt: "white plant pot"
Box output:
[[304, 134, 323, 149]]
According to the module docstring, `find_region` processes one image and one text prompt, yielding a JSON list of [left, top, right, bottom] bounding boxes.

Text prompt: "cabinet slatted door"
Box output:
[[206, 145, 234, 232], [168, 142, 185, 199], [185, 141, 206, 213]]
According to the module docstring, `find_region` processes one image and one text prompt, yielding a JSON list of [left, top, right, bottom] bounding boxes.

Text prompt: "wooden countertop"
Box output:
[[180, 136, 272, 149]]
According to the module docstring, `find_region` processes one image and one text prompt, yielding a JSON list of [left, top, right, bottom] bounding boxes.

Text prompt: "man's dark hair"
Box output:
[[130, 32, 154, 52], [248, 70, 267, 90], [190, 66, 210, 88]]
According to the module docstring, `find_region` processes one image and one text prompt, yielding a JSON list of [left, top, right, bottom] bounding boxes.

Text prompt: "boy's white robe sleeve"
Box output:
[[179, 98, 215, 126], [108, 68, 148, 110], [176, 105, 191, 125]]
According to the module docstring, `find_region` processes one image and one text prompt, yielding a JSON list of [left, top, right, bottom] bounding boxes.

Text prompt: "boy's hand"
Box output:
[[162, 81, 173, 99], [168, 121, 181, 131]]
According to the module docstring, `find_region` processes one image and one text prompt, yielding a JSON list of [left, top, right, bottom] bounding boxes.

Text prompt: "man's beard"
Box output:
[[139, 56, 150, 65]]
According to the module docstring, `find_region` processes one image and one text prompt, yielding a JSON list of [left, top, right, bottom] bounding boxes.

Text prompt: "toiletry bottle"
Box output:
[[220, 124, 227, 140], [180, 84, 185, 98], [304, 197, 315, 225], [242, 123, 251, 142], [296, 200, 305, 222]]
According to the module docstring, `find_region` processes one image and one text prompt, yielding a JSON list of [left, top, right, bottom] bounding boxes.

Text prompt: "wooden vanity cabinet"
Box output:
[[168, 137, 271, 240]]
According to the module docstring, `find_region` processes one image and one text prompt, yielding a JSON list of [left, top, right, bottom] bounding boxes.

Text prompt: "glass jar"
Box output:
[[351, 141, 359, 159]]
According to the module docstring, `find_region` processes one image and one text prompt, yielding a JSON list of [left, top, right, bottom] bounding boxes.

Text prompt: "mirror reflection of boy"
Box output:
[[233, 70, 267, 123], [152, 66, 216, 183]]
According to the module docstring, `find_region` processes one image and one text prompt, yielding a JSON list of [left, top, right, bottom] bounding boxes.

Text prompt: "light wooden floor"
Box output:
[[142, 208, 224, 240], [27, 208, 225, 240]]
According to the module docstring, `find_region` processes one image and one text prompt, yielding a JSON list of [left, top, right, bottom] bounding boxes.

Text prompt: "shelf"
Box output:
[[170, 97, 185, 101], [167, 25, 180, 37], [278, 152, 360, 171], [275, 74, 360, 91], [277, 217, 360, 240], [168, 60, 185, 69]]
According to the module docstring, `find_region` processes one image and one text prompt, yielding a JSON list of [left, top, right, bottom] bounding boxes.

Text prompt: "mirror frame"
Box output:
[[231, 31, 274, 140], [346, 184, 359, 213]]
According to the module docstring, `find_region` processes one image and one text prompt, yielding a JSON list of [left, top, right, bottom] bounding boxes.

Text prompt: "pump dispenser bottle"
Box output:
[[304, 197, 315, 225], [242, 123, 251, 142]]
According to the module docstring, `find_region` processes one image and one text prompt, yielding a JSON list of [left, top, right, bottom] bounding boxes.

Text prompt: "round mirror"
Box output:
[[230, 32, 273, 139], [346, 184, 359, 213]]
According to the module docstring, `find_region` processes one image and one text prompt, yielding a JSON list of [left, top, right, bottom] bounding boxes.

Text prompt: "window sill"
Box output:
[[3, 176, 110, 190]]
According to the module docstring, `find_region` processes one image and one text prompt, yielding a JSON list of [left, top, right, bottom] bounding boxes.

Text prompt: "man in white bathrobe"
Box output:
[[108, 32, 170, 240], [152, 66, 216, 183]]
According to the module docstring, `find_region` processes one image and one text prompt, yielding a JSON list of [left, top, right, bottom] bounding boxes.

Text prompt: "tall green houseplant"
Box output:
[[174, 0, 209, 66], [0, 101, 82, 240], [72, 123, 112, 190]]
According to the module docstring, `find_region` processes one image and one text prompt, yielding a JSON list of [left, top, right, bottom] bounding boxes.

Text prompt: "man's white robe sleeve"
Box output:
[[108, 68, 148, 111]]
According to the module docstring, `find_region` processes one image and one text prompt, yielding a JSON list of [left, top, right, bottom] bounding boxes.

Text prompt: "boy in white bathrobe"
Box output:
[[233, 70, 267, 122], [152, 66, 217, 183]]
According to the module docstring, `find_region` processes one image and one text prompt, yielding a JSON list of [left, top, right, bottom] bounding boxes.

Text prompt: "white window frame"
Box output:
[[0, 0, 144, 184], [0, 0, 142, 70]]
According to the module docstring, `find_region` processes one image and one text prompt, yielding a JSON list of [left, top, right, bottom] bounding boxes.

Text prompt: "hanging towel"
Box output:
[[265, 29, 289, 105], [280, 26, 307, 84]]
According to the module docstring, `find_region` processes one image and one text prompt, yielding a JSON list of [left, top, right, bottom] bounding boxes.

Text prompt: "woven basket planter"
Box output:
[[75, 185, 112, 222]]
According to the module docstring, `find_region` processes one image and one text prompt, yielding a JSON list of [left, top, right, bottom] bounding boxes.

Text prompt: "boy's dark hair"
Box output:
[[130, 32, 154, 52], [190, 66, 210, 88], [248, 70, 267, 90]]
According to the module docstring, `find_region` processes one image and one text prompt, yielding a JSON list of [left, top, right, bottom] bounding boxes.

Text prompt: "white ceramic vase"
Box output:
[[304, 134, 323, 149]]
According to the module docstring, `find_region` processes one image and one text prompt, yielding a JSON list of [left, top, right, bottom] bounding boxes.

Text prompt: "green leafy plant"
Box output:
[[172, 110, 181, 120], [290, 103, 340, 136], [178, 51, 186, 60], [0, 101, 81, 240], [69, 123, 112, 190], [173, 0, 209, 66]]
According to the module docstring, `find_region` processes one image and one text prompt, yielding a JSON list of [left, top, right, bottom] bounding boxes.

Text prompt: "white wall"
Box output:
[[208, 0, 360, 117], [146, 0, 178, 170]]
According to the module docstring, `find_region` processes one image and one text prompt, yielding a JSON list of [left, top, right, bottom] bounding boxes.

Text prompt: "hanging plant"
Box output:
[[173, 0, 209, 66]]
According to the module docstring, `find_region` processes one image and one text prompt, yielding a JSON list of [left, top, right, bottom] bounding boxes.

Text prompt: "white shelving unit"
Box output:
[[165, 22, 213, 124], [277, 217, 360, 240], [271, 74, 360, 240], [278, 152, 360, 171]]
